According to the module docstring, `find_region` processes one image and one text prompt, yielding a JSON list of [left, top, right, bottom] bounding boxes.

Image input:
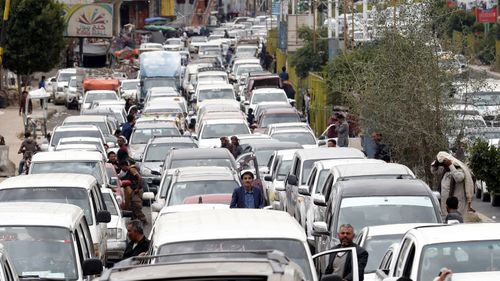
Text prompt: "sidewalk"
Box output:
[[468, 64, 500, 79]]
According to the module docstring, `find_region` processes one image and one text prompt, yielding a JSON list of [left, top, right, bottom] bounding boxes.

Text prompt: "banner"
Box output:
[[476, 7, 497, 23], [64, 4, 113, 38]]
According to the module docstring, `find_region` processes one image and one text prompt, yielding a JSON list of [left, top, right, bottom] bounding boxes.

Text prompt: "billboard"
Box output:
[[64, 4, 113, 38]]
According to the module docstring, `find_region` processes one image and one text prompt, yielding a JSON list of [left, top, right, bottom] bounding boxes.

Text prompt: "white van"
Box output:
[[0, 244, 17, 281], [0, 174, 111, 262], [54, 68, 77, 105], [148, 209, 318, 281], [0, 202, 103, 280], [30, 150, 109, 190]]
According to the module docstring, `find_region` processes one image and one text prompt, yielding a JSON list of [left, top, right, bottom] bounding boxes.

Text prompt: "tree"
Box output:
[[3, 0, 65, 92], [469, 140, 500, 205], [289, 27, 328, 79]]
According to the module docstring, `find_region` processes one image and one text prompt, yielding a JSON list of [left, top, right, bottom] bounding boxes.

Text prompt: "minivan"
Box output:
[[0, 202, 103, 280], [0, 174, 111, 262]]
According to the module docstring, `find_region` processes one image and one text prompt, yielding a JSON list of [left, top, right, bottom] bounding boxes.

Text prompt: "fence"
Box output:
[[308, 72, 330, 136]]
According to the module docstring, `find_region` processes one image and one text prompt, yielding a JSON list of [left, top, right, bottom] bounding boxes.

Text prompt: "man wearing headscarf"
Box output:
[[431, 151, 475, 216]]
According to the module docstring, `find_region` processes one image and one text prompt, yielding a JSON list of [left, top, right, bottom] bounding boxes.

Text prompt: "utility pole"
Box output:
[[327, 0, 332, 39], [362, 0, 367, 40], [350, 0, 354, 47], [0, 0, 11, 90], [313, 0, 316, 52], [392, 0, 397, 30], [343, 0, 348, 50], [334, 0, 339, 38]]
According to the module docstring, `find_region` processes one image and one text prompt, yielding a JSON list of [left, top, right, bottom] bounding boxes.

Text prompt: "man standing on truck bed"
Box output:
[[325, 224, 368, 281]]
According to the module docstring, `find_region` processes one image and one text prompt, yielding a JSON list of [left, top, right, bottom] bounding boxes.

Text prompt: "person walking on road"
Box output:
[[122, 115, 135, 143], [335, 114, 349, 147], [431, 151, 475, 216], [120, 160, 147, 225], [116, 136, 130, 164], [122, 220, 150, 259], [230, 171, 264, 209], [325, 224, 368, 281], [19, 91, 32, 116], [38, 76, 46, 89]]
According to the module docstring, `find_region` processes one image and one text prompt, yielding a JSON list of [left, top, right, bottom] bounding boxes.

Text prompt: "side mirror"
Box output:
[[243, 101, 250, 106], [151, 170, 161, 176], [143, 192, 155, 200], [264, 175, 272, 181], [318, 140, 326, 146], [191, 98, 197, 104], [151, 202, 164, 212], [287, 174, 298, 186], [96, 210, 111, 223], [236, 96, 241, 102], [298, 185, 311, 196], [318, 135, 326, 140], [312, 221, 330, 237], [447, 219, 460, 225], [313, 194, 326, 206], [106, 141, 116, 148], [192, 135, 198, 141], [82, 258, 103, 276], [121, 210, 133, 218]]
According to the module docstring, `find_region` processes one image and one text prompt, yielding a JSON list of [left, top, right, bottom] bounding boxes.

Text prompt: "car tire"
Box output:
[[491, 193, 500, 207], [481, 189, 491, 202]]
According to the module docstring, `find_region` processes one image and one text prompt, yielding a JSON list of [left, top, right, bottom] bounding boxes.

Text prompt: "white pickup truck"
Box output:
[[375, 223, 500, 281]]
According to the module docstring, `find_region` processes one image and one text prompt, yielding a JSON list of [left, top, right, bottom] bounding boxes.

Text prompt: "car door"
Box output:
[[290, 157, 303, 217], [286, 156, 301, 215], [90, 186, 107, 261]]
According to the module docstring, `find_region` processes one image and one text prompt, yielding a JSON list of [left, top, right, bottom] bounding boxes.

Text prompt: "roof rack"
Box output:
[[99, 250, 292, 281], [198, 66, 226, 73]]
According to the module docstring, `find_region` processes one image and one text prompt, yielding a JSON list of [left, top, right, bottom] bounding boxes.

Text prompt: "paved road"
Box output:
[[473, 195, 499, 222]]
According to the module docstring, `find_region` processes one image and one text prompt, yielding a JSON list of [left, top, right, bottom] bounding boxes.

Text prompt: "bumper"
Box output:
[[106, 240, 127, 261]]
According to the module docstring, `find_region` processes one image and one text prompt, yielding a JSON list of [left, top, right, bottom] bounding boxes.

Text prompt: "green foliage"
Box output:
[[4, 0, 66, 76], [446, 10, 476, 37], [475, 31, 496, 65], [289, 27, 328, 79], [469, 140, 500, 194]]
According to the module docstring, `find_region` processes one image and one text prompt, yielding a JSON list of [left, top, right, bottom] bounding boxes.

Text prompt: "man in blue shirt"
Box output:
[[279, 66, 289, 81], [122, 114, 135, 143], [230, 171, 264, 209]]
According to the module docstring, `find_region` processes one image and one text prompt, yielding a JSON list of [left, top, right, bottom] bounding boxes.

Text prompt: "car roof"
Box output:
[[197, 83, 233, 90], [149, 137, 196, 144], [276, 149, 301, 160], [337, 178, 432, 197], [294, 147, 365, 160], [171, 148, 233, 159], [159, 204, 229, 216], [121, 79, 139, 83], [314, 159, 384, 170], [134, 121, 178, 129], [0, 202, 84, 228], [86, 90, 117, 94], [268, 122, 311, 128], [203, 119, 247, 125], [332, 162, 414, 178], [247, 141, 303, 150], [252, 88, 287, 94], [173, 166, 237, 181], [271, 129, 314, 135], [261, 107, 298, 114], [32, 150, 103, 162], [0, 173, 97, 189], [362, 223, 439, 238], [54, 125, 100, 132], [63, 115, 108, 123], [152, 209, 306, 246], [409, 223, 500, 245], [58, 136, 102, 143]]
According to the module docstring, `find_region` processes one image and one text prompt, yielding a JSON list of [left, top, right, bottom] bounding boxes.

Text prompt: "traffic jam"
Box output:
[[1, 15, 499, 281]]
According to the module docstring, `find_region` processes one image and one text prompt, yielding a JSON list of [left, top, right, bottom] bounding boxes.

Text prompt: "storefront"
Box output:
[[120, 0, 150, 29]]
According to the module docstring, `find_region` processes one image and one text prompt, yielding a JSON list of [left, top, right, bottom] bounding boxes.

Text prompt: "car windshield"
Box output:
[[144, 79, 177, 97], [302, 160, 324, 184], [272, 132, 316, 146], [131, 128, 180, 144], [418, 240, 500, 281], [252, 92, 288, 104], [103, 193, 118, 216], [261, 114, 300, 127], [64, 122, 108, 135], [121, 82, 137, 90], [201, 124, 249, 139], [145, 143, 197, 162], [167, 180, 238, 206], [277, 160, 292, 181], [57, 72, 74, 82], [255, 150, 275, 167], [85, 92, 118, 103], [0, 226, 77, 280], [30, 161, 103, 185], [143, 107, 182, 115], [170, 159, 234, 169], [364, 234, 402, 273], [0, 187, 93, 225], [198, 89, 234, 102], [191, 37, 207, 43], [236, 65, 262, 76], [51, 130, 102, 147], [338, 196, 438, 234], [158, 239, 312, 281], [198, 76, 226, 83]]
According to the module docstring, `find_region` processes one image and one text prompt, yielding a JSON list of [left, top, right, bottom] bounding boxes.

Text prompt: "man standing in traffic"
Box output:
[[120, 160, 147, 225], [431, 151, 474, 216], [372, 132, 391, 162], [280, 66, 289, 81], [122, 115, 135, 143], [325, 224, 368, 281], [117, 136, 130, 164], [122, 220, 150, 259], [230, 171, 264, 208], [231, 136, 243, 158], [336, 114, 349, 147]]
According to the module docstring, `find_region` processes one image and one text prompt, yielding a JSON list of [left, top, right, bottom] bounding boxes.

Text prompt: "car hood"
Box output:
[[141, 161, 162, 174], [129, 144, 147, 155]]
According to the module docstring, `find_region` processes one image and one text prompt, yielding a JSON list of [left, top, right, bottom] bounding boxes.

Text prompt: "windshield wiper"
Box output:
[[18, 275, 63, 281]]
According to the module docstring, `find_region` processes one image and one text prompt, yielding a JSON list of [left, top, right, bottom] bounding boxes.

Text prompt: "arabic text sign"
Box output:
[[64, 4, 113, 38]]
